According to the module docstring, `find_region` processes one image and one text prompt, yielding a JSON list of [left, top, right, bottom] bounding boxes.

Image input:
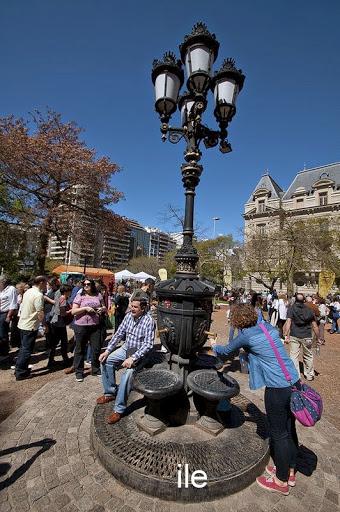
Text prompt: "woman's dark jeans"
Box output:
[[73, 324, 101, 377], [265, 385, 299, 482]]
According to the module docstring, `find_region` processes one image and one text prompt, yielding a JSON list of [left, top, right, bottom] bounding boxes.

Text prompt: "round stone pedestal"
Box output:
[[91, 392, 269, 502]]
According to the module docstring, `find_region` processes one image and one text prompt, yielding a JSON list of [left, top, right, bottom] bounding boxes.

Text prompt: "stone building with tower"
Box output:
[[243, 162, 340, 293]]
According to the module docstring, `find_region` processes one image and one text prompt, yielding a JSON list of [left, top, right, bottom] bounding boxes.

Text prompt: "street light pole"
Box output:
[[152, 22, 245, 360], [213, 217, 220, 238], [152, 23, 244, 279]]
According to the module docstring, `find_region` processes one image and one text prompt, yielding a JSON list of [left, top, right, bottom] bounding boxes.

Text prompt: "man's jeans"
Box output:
[[331, 314, 340, 333], [0, 312, 10, 356], [15, 329, 38, 379], [101, 344, 147, 414], [290, 336, 314, 380]]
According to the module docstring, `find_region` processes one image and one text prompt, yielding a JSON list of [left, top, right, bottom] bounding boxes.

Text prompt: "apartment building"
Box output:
[[47, 217, 177, 270], [129, 220, 150, 259], [144, 227, 177, 261]]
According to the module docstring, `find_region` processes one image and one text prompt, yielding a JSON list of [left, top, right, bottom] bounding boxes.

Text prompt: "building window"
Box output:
[[258, 200, 265, 213], [319, 192, 328, 206], [296, 198, 303, 206], [257, 224, 266, 235]]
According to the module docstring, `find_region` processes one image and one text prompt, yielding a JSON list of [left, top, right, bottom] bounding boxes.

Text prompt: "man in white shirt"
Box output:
[[0, 275, 18, 356], [15, 276, 46, 380]]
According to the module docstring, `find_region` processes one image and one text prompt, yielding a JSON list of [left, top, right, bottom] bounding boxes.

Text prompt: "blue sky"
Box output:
[[1, 0, 339, 240]]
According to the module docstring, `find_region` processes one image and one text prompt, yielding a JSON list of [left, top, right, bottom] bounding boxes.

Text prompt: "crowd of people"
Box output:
[[1, 274, 339, 498], [226, 287, 340, 338], [0, 274, 157, 385]]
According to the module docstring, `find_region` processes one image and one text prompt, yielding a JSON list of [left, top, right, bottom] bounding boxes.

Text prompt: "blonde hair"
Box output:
[[117, 285, 125, 294]]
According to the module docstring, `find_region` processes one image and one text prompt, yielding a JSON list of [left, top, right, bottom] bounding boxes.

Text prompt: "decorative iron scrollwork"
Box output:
[[169, 131, 184, 144]]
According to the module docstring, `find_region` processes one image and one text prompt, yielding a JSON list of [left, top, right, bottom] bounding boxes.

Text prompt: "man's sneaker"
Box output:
[[256, 475, 289, 495], [266, 465, 296, 487], [76, 376, 84, 382], [13, 364, 33, 370]]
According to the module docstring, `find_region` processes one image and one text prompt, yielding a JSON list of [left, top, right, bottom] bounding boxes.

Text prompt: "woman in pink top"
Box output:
[[71, 279, 106, 382]]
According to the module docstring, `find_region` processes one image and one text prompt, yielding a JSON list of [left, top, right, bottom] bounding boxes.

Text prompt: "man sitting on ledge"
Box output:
[[97, 295, 155, 425]]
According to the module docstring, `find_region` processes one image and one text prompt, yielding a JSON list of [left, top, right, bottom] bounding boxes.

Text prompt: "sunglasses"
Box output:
[[83, 283, 91, 286]]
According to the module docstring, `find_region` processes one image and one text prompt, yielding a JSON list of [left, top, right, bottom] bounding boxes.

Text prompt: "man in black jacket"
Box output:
[[284, 293, 321, 381]]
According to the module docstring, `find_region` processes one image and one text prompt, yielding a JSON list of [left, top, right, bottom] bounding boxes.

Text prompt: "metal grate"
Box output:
[[191, 371, 234, 392], [134, 369, 180, 391], [93, 393, 268, 480]]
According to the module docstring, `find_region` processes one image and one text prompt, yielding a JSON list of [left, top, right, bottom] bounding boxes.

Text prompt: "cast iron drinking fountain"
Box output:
[[91, 23, 269, 502]]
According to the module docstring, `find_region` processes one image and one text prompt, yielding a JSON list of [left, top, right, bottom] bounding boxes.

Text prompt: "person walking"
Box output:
[[284, 293, 322, 381], [316, 298, 327, 343], [0, 275, 18, 356], [15, 276, 46, 380], [251, 293, 264, 323], [10, 282, 27, 348], [71, 278, 106, 381], [96, 295, 155, 425], [211, 304, 300, 496], [44, 277, 59, 352], [276, 293, 288, 339], [329, 296, 340, 334]]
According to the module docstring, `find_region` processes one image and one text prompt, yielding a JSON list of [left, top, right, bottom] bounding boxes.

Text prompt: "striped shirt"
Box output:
[[0, 285, 17, 313], [106, 312, 155, 362]]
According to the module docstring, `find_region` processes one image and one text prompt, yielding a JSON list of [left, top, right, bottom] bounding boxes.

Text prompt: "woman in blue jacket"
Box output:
[[211, 304, 300, 496]]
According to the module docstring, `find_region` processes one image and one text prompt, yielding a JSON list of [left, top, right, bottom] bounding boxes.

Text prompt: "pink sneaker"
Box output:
[[266, 465, 296, 487], [256, 475, 289, 495]]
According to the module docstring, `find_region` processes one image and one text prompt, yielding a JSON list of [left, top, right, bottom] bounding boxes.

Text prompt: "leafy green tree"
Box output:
[[195, 235, 243, 286], [163, 248, 177, 278], [0, 222, 28, 277]]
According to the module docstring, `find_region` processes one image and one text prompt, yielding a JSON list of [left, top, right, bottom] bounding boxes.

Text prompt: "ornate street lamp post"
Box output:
[[91, 23, 268, 502], [91, 24, 267, 502], [152, 22, 245, 368]]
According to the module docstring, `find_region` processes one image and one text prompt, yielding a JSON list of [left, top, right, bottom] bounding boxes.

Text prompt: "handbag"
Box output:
[[258, 323, 323, 427]]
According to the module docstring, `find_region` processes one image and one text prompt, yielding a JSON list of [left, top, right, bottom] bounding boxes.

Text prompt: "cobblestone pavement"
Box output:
[[0, 309, 339, 511]]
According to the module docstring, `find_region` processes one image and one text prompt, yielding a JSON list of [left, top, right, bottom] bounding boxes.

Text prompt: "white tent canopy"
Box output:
[[133, 271, 156, 281], [114, 269, 136, 281]]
